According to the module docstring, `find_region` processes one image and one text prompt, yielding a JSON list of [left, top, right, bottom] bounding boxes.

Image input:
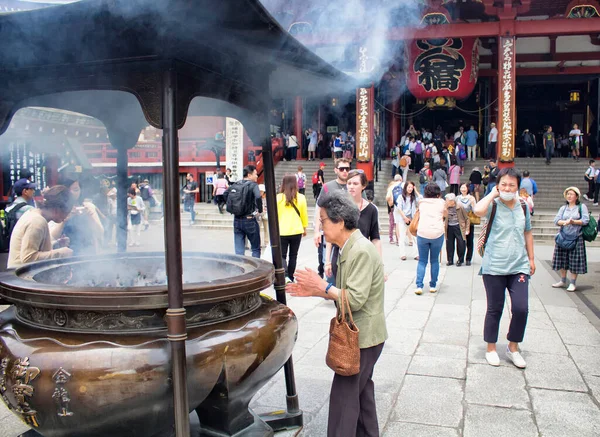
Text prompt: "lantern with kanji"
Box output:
[[405, 36, 479, 106]]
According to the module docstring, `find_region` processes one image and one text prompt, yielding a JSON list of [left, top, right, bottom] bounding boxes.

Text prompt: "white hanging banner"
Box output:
[[225, 118, 244, 182]]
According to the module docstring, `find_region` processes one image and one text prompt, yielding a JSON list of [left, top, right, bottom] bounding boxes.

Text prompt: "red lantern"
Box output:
[[405, 37, 479, 101]]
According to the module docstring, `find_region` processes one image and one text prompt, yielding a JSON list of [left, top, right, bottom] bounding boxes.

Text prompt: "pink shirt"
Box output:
[[417, 198, 445, 239], [214, 178, 228, 195], [449, 165, 461, 185]]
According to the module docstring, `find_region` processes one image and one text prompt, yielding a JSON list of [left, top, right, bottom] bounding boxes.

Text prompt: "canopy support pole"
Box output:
[[259, 125, 303, 431], [162, 68, 191, 437]]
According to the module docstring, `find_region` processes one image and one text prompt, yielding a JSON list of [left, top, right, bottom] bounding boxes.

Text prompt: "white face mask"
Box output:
[[499, 191, 516, 201]]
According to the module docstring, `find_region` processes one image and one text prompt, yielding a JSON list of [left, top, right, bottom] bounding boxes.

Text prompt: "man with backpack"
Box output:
[[224, 165, 263, 258], [2, 179, 36, 252], [139, 179, 155, 230], [313, 158, 350, 278]]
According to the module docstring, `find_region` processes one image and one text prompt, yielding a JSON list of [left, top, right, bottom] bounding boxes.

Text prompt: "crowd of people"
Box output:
[[282, 128, 357, 161], [2, 172, 164, 268], [2, 146, 598, 437]]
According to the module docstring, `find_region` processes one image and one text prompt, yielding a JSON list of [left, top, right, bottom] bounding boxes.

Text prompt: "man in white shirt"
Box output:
[[287, 133, 298, 161], [454, 126, 465, 142], [488, 122, 498, 160], [569, 123, 582, 161]]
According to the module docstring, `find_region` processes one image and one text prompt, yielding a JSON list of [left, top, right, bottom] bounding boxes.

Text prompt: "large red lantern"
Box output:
[[405, 36, 479, 102]]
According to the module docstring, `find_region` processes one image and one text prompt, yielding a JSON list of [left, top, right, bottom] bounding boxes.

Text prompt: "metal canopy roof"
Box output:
[[0, 0, 350, 139]]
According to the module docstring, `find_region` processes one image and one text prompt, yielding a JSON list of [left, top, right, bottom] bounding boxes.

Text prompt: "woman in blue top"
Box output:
[[551, 187, 589, 292], [473, 168, 535, 369]]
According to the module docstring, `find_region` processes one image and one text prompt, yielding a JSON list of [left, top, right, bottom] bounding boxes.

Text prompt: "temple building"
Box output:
[[1, 0, 600, 197], [274, 0, 600, 174]]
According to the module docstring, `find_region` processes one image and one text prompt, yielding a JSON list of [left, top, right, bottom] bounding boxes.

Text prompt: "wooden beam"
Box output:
[[480, 66, 600, 76], [480, 51, 600, 63], [297, 18, 600, 46]]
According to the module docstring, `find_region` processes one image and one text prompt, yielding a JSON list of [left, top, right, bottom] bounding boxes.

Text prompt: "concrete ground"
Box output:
[[0, 225, 598, 436]]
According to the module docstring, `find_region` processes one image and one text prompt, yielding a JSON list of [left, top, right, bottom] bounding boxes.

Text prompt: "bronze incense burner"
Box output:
[[0, 253, 296, 437]]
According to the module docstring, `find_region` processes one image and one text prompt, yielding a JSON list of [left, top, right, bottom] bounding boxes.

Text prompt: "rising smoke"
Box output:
[[260, 0, 424, 86]]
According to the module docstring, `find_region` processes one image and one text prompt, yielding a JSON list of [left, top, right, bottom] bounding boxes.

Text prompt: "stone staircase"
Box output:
[[177, 157, 600, 246]]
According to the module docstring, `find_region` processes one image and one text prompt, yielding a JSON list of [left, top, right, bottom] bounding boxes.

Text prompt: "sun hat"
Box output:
[[563, 186, 581, 199]]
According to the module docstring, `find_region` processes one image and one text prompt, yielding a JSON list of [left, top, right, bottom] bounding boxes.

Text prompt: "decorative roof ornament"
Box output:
[[567, 4, 600, 18]]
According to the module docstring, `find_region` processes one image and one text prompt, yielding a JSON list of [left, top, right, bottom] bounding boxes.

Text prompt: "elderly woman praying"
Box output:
[[286, 190, 387, 437]]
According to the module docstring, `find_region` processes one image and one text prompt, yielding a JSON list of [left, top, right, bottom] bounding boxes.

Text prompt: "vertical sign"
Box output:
[[225, 118, 244, 182], [356, 86, 374, 162], [498, 36, 516, 162]]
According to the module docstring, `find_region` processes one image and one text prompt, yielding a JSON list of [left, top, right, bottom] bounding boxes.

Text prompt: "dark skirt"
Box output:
[[552, 236, 587, 274]]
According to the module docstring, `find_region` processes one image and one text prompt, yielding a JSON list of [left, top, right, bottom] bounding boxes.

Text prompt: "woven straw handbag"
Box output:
[[408, 210, 420, 237], [326, 288, 360, 376]]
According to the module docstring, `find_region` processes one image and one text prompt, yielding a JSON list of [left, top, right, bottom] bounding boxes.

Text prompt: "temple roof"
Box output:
[[0, 0, 351, 139]]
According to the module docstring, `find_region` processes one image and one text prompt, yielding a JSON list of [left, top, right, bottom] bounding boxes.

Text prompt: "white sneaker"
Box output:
[[566, 283, 577, 292], [506, 347, 527, 368], [485, 351, 500, 366], [414, 288, 423, 295], [429, 287, 437, 293], [552, 281, 566, 288], [584, 194, 590, 201], [594, 203, 599, 206]]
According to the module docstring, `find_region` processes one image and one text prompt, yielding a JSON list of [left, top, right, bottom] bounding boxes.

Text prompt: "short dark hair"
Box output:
[[335, 158, 351, 169], [590, 159, 595, 165], [523, 170, 530, 177], [243, 165, 257, 178], [347, 169, 367, 187], [40, 185, 74, 212], [424, 183, 441, 198], [497, 167, 521, 187], [317, 191, 359, 231]]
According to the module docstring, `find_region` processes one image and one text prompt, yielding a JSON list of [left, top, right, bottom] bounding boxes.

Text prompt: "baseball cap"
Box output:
[[14, 179, 37, 196], [319, 162, 326, 167]]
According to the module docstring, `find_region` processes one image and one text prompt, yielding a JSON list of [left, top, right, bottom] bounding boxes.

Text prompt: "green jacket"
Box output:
[[336, 230, 388, 349]]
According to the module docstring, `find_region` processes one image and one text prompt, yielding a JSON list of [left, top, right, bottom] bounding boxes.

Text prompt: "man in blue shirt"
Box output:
[[465, 125, 479, 161], [520, 171, 538, 197]]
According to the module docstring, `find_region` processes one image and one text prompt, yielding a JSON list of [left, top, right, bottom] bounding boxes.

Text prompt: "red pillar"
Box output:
[[46, 155, 60, 186], [497, 32, 516, 169], [391, 98, 400, 150], [294, 96, 303, 160]]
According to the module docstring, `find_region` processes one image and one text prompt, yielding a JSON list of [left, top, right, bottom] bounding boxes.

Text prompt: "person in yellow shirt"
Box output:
[[277, 174, 308, 282]]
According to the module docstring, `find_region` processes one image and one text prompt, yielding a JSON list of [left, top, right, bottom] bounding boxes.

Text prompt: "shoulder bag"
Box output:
[[477, 201, 497, 257], [467, 210, 481, 225], [579, 204, 598, 242], [326, 288, 360, 376], [408, 209, 420, 237]]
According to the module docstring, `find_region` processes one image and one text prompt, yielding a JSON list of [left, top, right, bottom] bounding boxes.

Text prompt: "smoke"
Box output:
[[259, 0, 424, 83]]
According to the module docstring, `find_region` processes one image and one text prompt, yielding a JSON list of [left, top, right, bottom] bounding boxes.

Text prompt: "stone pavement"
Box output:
[[252, 238, 600, 437], [0, 227, 598, 436]]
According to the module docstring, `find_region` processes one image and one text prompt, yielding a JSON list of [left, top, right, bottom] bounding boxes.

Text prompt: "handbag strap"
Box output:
[[484, 201, 498, 247], [290, 201, 302, 218], [340, 289, 355, 326]]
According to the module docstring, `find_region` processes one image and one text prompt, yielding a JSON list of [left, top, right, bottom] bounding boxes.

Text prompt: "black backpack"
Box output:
[[392, 184, 403, 206], [225, 180, 255, 216], [1, 203, 29, 253], [140, 185, 151, 200]]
